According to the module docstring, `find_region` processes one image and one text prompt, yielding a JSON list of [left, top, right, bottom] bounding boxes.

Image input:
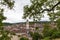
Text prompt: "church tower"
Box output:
[[26, 19, 29, 33]]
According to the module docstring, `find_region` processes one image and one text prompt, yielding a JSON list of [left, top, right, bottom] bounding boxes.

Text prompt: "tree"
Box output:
[[29, 27, 43, 40], [29, 31, 42, 40], [0, 0, 15, 40], [23, 0, 60, 39], [23, 0, 60, 22]]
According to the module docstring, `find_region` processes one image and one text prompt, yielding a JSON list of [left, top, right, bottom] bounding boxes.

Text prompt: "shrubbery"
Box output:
[[29, 31, 43, 40], [51, 31, 60, 38], [42, 37, 51, 40], [43, 24, 60, 39], [20, 37, 29, 40]]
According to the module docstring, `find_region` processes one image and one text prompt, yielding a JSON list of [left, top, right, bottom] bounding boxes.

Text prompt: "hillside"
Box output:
[[3, 23, 13, 26]]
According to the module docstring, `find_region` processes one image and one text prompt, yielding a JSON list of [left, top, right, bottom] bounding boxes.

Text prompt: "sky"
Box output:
[[3, 0, 49, 23]]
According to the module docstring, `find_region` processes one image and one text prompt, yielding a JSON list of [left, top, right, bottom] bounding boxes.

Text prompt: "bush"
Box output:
[[51, 31, 60, 38], [43, 26, 60, 39], [29, 31, 43, 40], [20, 37, 29, 40], [29, 31, 33, 37], [34, 32, 43, 40], [43, 24, 58, 39], [42, 37, 51, 40], [43, 27, 54, 37]]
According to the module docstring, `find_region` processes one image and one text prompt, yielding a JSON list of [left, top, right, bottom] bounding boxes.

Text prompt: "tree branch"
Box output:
[[42, 1, 60, 13]]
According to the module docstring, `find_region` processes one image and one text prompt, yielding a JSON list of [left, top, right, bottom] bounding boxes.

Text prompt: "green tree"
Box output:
[[33, 32, 42, 40], [0, 0, 15, 40], [23, 0, 60, 23], [23, 0, 60, 39], [29, 27, 43, 40], [20, 37, 29, 40], [43, 24, 60, 39], [42, 24, 52, 37], [29, 31, 42, 40]]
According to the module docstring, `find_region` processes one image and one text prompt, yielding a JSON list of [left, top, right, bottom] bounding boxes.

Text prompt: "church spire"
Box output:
[[26, 19, 29, 29], [26, 19, 29, 34]]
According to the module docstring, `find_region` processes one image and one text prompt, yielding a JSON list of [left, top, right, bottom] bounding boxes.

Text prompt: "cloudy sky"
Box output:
[[3, 0, 49, 23]]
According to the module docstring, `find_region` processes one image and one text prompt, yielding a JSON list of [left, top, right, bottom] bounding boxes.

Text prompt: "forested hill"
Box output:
[[3, 22, 26, 26], [3, 21, 53, 26], [3, 23, 13, 26]]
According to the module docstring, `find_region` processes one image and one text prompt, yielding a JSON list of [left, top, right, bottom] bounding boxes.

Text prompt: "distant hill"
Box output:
[[3, 21, 44, 25], [3, 22, 26, 26], [3, 23, 13, 26], [3, 21, 54, 26]]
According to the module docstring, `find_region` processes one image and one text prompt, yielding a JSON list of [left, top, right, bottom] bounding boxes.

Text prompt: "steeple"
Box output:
[[26, 19, 29, 34], [26, 19, 29, 29]]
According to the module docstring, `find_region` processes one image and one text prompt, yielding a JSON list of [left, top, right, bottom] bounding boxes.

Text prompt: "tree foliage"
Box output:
[[29, 31, 42, 40], [23, 0, 60, 39], [23, 0, 60, 21], [20, 37, 29, 40], [0, 0, 15, 40]]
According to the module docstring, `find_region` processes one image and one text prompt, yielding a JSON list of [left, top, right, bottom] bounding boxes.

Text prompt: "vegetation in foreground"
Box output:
[[0, 0, 60, 40]]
